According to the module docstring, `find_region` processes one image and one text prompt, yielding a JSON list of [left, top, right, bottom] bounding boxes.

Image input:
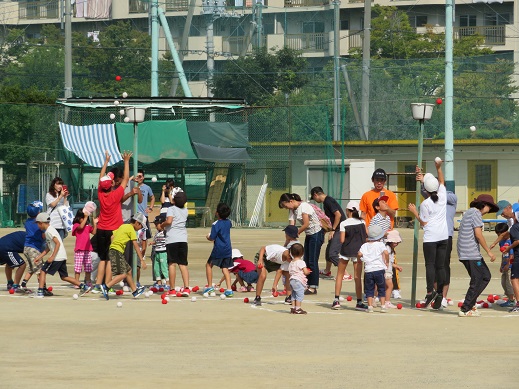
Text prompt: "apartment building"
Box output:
[[0, 0, 516, 96]]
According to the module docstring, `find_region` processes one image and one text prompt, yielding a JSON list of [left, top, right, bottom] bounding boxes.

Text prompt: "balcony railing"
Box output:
[[129, 0, 149, 13], [222, 36, 252, 55], [454, 25, 506, 46], [286, 33, 328, 52], [19, 0, 59, 20], [285, 0, 328, 7], [349, 30, 363, 49]]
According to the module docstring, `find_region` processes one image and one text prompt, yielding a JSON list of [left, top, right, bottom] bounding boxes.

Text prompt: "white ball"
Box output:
[[191, 296, 197, 302], [117, 302, 123, 308], [210, 292, 216, 297], [175, 286, 181, 292], [220, 294, 226, 300], [151, 176, 157, 182], [119, 281, 125, 288], [119, 109, 125, 115], [434, 157, 442, 164], [339, 296, 345, 302], [114, 100, 120, 106], [73, 294, 79, 300], [164, 296, 170, 302], [109, 113, 116, 120], [122, 92, 128, 98], [124, 117, 130, 123], [123, 286, 130, 292], [148, 290, 154, 295], [203, 292, 209, 298], [470, 125, 476, 132], [144, 292, 150, 298], [448, 300, 454, 306]]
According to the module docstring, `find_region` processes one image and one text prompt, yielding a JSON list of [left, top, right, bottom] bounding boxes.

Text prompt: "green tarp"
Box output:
[[116, 120, 197, 163], [186, 122, 250, 148]]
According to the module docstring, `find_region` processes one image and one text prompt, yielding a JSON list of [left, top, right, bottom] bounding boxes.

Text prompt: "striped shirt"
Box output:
[[457, 208, 484, 261], [153, 230, 167, 253], [369, 213, 391, 235]]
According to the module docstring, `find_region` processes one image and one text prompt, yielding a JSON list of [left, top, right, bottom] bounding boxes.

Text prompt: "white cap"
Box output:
[[131, 213, 147, 229], [232, 249, 243, 258], [346, 200, 359, 211], [423, 173, 439, 193]]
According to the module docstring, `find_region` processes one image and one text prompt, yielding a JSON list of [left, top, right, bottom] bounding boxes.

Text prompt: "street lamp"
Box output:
[[125, 106, 146, 279], [410, 103, 434, 307]]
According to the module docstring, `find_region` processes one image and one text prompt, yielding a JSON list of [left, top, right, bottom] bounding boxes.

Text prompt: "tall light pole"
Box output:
[[444, 0, 454, 192], [410, 103, 434, 307]]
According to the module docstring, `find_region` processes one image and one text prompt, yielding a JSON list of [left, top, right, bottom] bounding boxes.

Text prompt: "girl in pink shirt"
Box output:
[[288, 243, 311, 314], [72, 210, 98, 286]]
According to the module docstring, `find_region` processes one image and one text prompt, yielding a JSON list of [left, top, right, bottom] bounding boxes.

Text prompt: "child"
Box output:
[[162, 191, 190, 295], [288, 243, 310, 314], [222, 249, 258, 292], [150, 215, 169, 289], [332, 201, 367, 311], [72, 208, 97, 286], [100, 213, 148, 300], [204, 202, 233, 297], [457, 194, 497, 317], [19, 201, 46, 295], [32, 213, 91, 298], [384, 230, 403, 309], [0, 231, 26, 292], [357, 224, 389, 313], [369, 196, 391, 235], [495, 223, 515, 307]]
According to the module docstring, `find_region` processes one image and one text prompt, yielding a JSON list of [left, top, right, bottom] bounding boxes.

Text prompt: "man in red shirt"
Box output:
[[359, 168, 399, 229]]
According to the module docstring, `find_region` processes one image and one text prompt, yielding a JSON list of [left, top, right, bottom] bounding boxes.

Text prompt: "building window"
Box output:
[[409, 15, 428, 28], [340, 19, 349, 30], [485, 13, 510, 26], [460, 15, 477, 27], [302, 21, 324, 33], [475, 165, 491, 191], [263, 22, 274, 35]]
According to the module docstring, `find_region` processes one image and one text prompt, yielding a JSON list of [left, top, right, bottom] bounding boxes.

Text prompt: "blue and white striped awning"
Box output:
[[59, 122, 122, 167]]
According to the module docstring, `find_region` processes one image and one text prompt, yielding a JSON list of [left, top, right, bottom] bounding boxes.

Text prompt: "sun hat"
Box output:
[[82, 201, 97, 216], [131, 213, 147, 228], [35, 212, 50, 223], [496, 200, 511, 217], [386, 230, 402, 243], [232, 249, 244, 259], [372, 168, 387, 181], [367, 224, 385, 241], [423, 173, 439, 193], [471, 194, 499, 213], [283, 225, 299, 239], [346, 200, 359, 211]]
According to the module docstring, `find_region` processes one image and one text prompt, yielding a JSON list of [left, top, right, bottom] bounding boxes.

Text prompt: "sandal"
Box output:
[[304, 289, 317, 295], [292, 308, 307, 314], [239, 286, 247, 292]]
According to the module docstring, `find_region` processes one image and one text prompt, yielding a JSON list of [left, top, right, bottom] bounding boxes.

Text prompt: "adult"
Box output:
[[310, 186, 347, 279], [93, 151, 132, 290], [134, 169, 155, 241], [0, 231, 26, 291], [45, 177, 69, 240], [359, 168, 398, 229], [279, 193, 324, 294], [160, 178, 183, 217], [408, 161, 448, 309], [490, 200, 515, 249]]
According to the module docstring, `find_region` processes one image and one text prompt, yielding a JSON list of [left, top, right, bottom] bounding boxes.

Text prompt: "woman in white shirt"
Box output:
[[279, 193, 324, 294], [408, 160, 448, 310], [45, 177, 69, 240]]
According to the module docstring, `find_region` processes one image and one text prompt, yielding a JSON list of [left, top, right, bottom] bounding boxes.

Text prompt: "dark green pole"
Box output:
[[411, 118, 424, 308]]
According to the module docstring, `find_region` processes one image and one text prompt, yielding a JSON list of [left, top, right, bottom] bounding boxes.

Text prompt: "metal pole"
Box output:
[[411, 119, 424, 307], [444, 0, 454, 191], [151, 0, 159, 96], [360, 0, 371, 140], [132, 118, 139, 279], [333, 0, 341, 141], [64, 0, 72, 99]]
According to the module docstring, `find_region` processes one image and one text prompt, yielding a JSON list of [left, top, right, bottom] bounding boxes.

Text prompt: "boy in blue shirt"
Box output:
[[494, 223, 515, 307], [0, 231, 26, 291], [204, 203, 233, 297]]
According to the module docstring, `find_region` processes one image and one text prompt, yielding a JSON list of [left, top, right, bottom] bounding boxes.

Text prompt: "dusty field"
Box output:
[[1, 227, 518, 388]]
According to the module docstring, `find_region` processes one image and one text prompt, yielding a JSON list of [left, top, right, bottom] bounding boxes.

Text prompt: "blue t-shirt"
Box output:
[[209, 219, 232, 259], [137, 184, 154, 214], [0, 231, 26, 254], [508, 223, 519, 259], [499, 239, 512, 268], [24, 217, 44, 251]]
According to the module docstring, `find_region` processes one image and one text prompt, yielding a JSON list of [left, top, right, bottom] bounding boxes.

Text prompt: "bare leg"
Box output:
[[96, 261, 107, 285], [255, 268, 267, 298], [14, 264, 26, 285], [353, 261, 363, 299], [221, 268, 232, 290], [168, 263, 177, 289], [334, 259, 348, 297], [61, 276, 81, 286], [179, 264, 189, 287], [205, 262, 213, 287], [272, 268, 283, 292]]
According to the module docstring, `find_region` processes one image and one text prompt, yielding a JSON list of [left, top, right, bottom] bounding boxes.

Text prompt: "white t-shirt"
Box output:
[[165, 206, 188, 244], [44, 225, 67, 261], [289, 259, 307, 287], [359, 241, 387, 273], [288, 202, 321, 235], [265, 244, 287, 264], [46, 193, 66, 230], [420, 184, 448, 242]]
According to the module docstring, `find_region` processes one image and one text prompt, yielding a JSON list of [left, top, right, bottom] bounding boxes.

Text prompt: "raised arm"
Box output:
[[99, 151, 111, 180], [119, 151, 133, 189]]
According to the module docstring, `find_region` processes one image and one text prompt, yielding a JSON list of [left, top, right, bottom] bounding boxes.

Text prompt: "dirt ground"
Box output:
[[1, 227, 518, 388]]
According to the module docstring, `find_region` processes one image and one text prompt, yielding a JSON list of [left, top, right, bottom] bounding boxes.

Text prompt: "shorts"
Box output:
[[24, 246, 43, 274], [338, 255, 358, 263], [74, 250, 93, 273], [166, 242, 189, 266], [0, 251, 25, 268], [290, 278, 306, 302], [364, 269, 386, 298], [385, 265, 393, 279], [109, 248, 131, 276], [511, 260, 519, 279], [95, 229, 113, 261], [207, 256, 233, 269], [42, 260, 69, 278], [254, 251, 281, 273], [238, 270, 259, 285], [280, 261, 289, 272]]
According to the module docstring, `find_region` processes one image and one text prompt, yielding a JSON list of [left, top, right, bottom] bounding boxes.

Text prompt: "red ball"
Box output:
[[192, 286, 199, 292], [420, 303, 426, 308], [436, 98, 443, 105], [231, 285, 237, 291], [273, 291, 279, 297], [346, 295, 353, 301], [115, 75, 122, 81], [483, 302, 489, 308], [158, 287, 164, 292], [219, 288, 225, 293], [257, 263, 264, 269], [161, 298, 168, 304], [244, 297, 249, 303], [500, 246, 506, 253], [397, 303, 403, 309], [458, 302, 463, 307], [415, 302, 421, 308], [47, 286, 53, 292], [8, 289, 14, 294], [161, 293, 166, 299], [176, 292, 182, 297], [487, 295, 494, 303], [150, 287, 158, 293], [116, 290, 123, 296], [494, 295, 500, 300]]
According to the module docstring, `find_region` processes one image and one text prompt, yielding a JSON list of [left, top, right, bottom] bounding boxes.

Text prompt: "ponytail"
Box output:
[[278, 193, 302, 208]]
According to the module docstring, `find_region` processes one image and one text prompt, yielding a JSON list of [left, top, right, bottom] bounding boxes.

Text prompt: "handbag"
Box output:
[[57, 204, 74, 232]]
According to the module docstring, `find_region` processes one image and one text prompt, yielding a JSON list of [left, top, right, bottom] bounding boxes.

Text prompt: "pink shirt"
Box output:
[[229, 258, 256, 273], [72, 223, 93, 252], [289, 259, 307, 287]]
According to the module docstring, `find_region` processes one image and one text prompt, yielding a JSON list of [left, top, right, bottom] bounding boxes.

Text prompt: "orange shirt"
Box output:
[[359, 188, 399, 229]]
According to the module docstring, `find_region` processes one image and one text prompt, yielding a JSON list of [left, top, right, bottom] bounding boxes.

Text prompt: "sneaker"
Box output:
[[423, 291, 438, 308], [133, 285, 146, 298], [239, 286, 248, 292], [332, 299, 341, 310], [304, 288, 317, 295], [181, 287, 190, 297], [432, 293, 443, 310], [251, 296, 262, 306], [284, 295, 292, 305], [367, 305, 374, 313], [342, 274, 353, 282], [224, 290, 234, 297], [79, 283, 92, 297], [91, 285, 101, 294], [459, 308, 481, 317], [319, 270, 332, 278], [392, 289, 402, 299], [292, 308, 307, 314], [203, 286, 214, 294], [100, 284, 109, 300], [441, 297, 448, 309], [163, 285, 170, 291], [385, 301, 397, 309], [152, 283, 161, 289], [20, 287, 33, 295], [355, 302, 369, 312], [108, 288, 116, 296], [43, 288, 53, 297], [500, 300, 515, 308], [509, 304, 519, 313], [15, 286, 26, 294], [32, 290, 44, 298], [380, 306, 387, 313]]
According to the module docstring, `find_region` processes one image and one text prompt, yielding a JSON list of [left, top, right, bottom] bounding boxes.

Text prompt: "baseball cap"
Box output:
[[232, 249, 244, 259], [36, 212, 50, 223], [496, 200, 511, 217], [512, 203, 519, 214], [372, 196, 389, 209], [372, 168, 387, 181], [99, 171, 114, 191], [283, 225, 299, 239], [153, 215, 166, 224], [346, 200, 359, 211], [423, 173, 439, 193], [131, 213, 147, 229]]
